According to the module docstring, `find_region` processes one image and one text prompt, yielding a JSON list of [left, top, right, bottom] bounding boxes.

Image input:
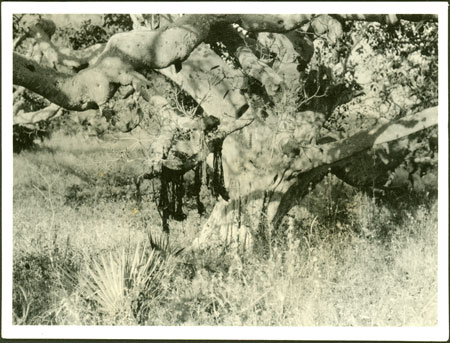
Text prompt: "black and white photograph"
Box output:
[[2, 2, 448, 341]]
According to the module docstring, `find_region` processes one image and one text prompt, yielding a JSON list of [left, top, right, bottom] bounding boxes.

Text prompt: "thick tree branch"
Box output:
[[236, 46, 284, 97], [195, 106, 438, 249], [13, 52, 114, 110], [288, 106, 438, 175], [257, 31, 314, 84], [267, 106, 438, 225], [13, 15, 313, 113], [207, 24, 286, 98], [13, 103, 62, 125], [14, 14, 438, 117], [146, 96, 256, 176], [158, 43, 249, 120]]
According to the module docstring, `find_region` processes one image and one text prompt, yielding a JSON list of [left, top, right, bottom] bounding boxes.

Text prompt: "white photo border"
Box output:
[[2, 1, 448, 341]]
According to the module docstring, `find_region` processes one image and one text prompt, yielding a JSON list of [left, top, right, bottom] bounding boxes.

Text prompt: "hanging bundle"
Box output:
[[207, 138, 230, 201], [158, 167, 186, 233], [193, 165, 206, 215]]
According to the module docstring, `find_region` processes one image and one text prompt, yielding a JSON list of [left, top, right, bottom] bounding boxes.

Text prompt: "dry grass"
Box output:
[[12, 132, 438, 326]]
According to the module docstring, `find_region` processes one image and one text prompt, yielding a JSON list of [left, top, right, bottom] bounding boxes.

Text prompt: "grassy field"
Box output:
[[12, 131, 438, 326]]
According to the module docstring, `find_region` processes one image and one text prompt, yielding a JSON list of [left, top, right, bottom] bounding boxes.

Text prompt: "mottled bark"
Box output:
[[13, 14, 314, 114], [267, 106, 438, 225], [194, 106, 438, 250], [158, 43, 249, 121], [145, 95, 255, 176], [14, 14, 436, 115], [236, 46, 284, 97], [146, 95, 201, 173], [13, 52, 109, 110], [288, 106, 438, 173]]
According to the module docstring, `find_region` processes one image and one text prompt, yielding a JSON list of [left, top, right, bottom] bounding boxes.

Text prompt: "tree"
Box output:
[[13, 13, 438, 251]]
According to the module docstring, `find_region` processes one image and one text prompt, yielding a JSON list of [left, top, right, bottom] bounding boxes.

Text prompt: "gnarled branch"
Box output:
[[267, 106, 438, 225], [12, 14, 314, 114]]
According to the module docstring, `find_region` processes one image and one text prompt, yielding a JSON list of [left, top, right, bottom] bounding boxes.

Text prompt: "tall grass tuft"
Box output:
[[78, 241, 171, 323]]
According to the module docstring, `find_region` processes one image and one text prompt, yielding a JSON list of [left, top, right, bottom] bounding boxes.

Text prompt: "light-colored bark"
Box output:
[[192, 194, 261, 251], [146, 95, 200, 173], [158, 43, 249, 120], [14, 14, 436, 115], [194, 106, 438, 250], [267, 106, 438, 225], [236, 46, 284, 97], [13, 52, 122, 110], [13, 103, 61, 125], [288, 106, 438, 174], [12, 14, 316, 113]]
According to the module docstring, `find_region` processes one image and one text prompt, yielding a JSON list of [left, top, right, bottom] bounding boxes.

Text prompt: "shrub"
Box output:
[[13, 244, 80, 324]]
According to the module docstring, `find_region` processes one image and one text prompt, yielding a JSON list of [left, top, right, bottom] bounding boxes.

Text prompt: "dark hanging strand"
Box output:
[[158, 170, 170, 233], [209, 139, 229, 201], [194, 165, 205, 215], [173, 171, 186, 221], [158, 167, 186, 233]]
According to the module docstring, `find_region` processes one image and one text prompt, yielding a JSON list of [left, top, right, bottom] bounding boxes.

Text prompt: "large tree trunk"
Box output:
[[192, 106, 438, 251]]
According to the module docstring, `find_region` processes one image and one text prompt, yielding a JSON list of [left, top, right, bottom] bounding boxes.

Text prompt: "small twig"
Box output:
[[222, 118, 255, 136], [298, 84, 325, 109]]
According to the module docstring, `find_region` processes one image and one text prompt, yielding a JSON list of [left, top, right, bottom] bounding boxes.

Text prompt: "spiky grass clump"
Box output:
[[79, 242, 172, 323]]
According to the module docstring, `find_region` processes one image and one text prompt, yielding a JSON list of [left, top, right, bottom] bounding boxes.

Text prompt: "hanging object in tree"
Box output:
[[207, 137, 230, 201], [158, 167, 186, 233]]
